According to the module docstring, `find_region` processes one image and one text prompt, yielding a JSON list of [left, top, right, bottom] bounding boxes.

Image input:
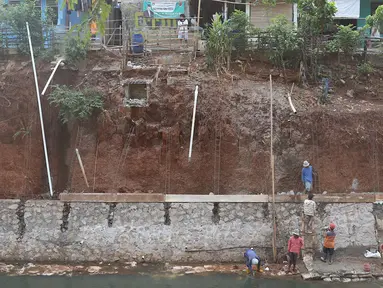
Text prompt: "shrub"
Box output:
[[205, 14, 233, 70], [266, 15, 301, 69], [64, 33, 90, 65], [228, 10, 252, 56], [335, 25, 361, 56], [0, 0, 55, 55], [48, 85, 103, 123], [357, 62, 374, 75]]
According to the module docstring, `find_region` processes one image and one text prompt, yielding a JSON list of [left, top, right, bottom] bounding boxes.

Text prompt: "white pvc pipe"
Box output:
[[293, 3, 298, 28], [41, 59, 64, 96], [26, 22, 54, 197], [188, 85, 198, 162]]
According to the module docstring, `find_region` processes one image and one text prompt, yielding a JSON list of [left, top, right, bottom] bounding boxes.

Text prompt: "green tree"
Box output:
[[267, 15, 301, 72], [66, 0, 111, 36], [228, 10, 252, 56], [366, 5, 383, 32], [297, 0, 337, 82], [0, 0, 55, 55]]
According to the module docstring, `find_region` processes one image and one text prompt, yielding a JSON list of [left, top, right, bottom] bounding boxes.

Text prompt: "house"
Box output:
[[247, 0, 297, 29], [247, 0, 383, 31], [330, 0, 383, 30]]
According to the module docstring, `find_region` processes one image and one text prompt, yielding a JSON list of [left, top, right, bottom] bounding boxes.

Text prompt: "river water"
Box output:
[[0, 274, 380, 288]]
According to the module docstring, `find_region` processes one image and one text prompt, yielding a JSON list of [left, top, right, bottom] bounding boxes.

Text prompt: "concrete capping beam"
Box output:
[[59, 193, 382, 203], [164, 194, 269, 203], [59, 193, 165, 203], [273, 194, 377, 203]]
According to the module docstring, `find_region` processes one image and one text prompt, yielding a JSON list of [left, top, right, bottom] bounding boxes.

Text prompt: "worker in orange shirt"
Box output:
[[320, 223, 336, 264], [90, 21, 97, 41]]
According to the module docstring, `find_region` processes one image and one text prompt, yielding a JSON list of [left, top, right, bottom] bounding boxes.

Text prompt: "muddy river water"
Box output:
[[0, 274, 381, 288]]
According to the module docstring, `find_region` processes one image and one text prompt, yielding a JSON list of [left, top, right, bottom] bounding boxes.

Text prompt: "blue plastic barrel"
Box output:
[[132, 33, 144, 54]]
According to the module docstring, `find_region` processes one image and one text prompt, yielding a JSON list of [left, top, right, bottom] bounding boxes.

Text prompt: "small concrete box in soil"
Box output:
[[122, 78, 152, 107]]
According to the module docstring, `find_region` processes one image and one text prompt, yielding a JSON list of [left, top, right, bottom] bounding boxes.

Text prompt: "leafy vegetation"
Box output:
[[366, 5, 383, 32], [205, 14, 234, 70], [326, 25, 361, 59], [266, 16, 301, 70], [66, 0, 111, 36], [0, 0, 56, 55], [297, 0, 337, 82], [357, 62, 375, 76], [228, 10, 252, 56], [64, 33, 90, 65], [48, 86, 104, 124]]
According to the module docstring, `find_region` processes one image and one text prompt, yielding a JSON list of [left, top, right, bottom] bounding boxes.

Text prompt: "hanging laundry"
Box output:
[[82, 0, 89, 12]]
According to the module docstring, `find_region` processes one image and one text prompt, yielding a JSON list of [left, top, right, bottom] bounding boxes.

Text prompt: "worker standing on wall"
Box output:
[[244, 248, 261, 275], [321, 223, 336, 264], [303, 193, 316, 234], [302, 160, 313, 193]]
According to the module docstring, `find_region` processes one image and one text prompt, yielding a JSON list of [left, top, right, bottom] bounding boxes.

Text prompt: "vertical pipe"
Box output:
[[26, 22, 54, 197], [245, 1, 250, 17], [270, 75, 277, 262], [293, 3, 298, 28], [188, 85, 199, 162]]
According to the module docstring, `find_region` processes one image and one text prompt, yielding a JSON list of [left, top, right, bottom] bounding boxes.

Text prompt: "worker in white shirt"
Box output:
[[303, 193, 316, 234]]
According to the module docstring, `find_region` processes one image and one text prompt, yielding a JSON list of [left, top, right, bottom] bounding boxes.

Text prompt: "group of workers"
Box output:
[[244, 160, 337, 275]]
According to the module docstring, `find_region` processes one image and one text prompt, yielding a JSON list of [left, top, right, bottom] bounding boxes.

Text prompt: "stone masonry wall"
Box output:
[[0, 200, 380, 263]]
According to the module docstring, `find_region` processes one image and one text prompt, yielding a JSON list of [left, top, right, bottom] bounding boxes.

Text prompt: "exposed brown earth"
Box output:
[[1, 53, 383, 198]]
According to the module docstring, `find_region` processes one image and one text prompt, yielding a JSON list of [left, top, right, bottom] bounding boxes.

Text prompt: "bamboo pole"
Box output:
[[194, 0, 202, 59], [76, 148, 89, 188], [270, 75, 277, 262]]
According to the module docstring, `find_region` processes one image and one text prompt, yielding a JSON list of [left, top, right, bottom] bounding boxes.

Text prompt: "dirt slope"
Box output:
[[1, 54, 383, 197]]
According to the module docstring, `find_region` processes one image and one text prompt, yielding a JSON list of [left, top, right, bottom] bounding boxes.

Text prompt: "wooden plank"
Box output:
[[60, 193, 165, 203], [60, 193, 381, 203]]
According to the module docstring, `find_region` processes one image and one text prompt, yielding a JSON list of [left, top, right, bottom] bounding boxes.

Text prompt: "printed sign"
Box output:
[[142, 1, 185, 19]]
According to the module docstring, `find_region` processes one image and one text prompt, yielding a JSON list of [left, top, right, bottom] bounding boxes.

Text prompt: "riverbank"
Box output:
[[0, 262, 299, 278], [1, 258, 383, 283]]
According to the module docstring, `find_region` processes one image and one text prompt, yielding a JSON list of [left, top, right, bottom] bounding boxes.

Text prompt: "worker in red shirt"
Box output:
[[287, 231, 304, 273]]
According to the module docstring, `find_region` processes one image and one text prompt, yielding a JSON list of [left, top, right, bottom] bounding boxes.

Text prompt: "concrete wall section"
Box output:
[[317, 203, 377, 249], [0, 200, 380, 262], [0, 200, 20, 259], [21, 201, 63, 261]]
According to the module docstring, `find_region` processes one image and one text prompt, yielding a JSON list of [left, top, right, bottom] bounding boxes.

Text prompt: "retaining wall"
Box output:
[[0, 199, 381, 262]]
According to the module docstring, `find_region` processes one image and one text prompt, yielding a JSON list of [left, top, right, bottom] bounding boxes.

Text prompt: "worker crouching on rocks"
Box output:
[[287, 231, 304, 273], [244, 248, 261, 275], [321, 223, 336, 264]]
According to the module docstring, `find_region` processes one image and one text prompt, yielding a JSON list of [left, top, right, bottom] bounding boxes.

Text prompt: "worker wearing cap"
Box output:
[[244, 248, 261, 275], [302, 160, 313, 193], [321, 223, 336, 264], [287, 231, 304, 273]]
